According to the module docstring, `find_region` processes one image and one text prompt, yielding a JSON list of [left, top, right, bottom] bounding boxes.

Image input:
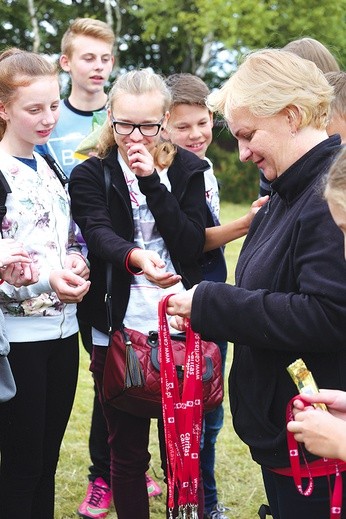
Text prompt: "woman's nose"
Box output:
[[238, 141, 251, 162]]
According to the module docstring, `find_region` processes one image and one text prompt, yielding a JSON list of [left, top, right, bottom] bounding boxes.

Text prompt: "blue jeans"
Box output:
[[200, 340, 228, 513]]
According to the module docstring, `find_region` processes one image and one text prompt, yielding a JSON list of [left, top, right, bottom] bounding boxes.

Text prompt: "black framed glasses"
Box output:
[[111, 117, 164, 137]]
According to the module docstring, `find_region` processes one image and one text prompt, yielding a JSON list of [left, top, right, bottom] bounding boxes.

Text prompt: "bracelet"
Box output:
[[67, 250, 90, 268], [125, 248, 144, 276]]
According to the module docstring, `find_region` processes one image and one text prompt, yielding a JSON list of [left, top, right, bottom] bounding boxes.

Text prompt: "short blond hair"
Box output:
[[208, 48, 333, 131], [61, 18, 115, 57], [325, 147, 346, 210]]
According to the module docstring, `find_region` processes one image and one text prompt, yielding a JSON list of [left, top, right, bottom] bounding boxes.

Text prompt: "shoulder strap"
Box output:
[[41, 153, 69, 186], [0, 170, 12, 238], [103, 163, 113, 334]]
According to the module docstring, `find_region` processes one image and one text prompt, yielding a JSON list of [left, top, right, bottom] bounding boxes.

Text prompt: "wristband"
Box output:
[[125, 248, 144, 275]]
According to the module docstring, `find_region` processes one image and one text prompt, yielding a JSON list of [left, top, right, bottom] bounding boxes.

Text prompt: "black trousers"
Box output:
[[0, 334, 79, 519], [262, 465, 346, 519], [78, 320, 111, 485]]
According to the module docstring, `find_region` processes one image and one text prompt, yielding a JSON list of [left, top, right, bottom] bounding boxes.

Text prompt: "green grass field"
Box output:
[[55, 202, 267, 518]]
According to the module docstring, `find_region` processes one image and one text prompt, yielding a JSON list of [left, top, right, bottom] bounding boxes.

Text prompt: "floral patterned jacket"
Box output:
[[0, 150, 79, 341]]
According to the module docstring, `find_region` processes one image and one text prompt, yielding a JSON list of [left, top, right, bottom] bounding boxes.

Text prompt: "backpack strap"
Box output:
[[0, 170, 11, 238], [41, 153, 69, 186]]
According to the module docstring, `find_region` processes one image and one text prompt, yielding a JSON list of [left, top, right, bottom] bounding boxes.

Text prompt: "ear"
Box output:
[[0, 102, 9, 121], [162, 110, 170, 129], [107, 108, 113, 128], [160, 111, 170, 138], [285, 105, 301, 133], [209, 111, 214, 129], [59, 54, 71, 73]]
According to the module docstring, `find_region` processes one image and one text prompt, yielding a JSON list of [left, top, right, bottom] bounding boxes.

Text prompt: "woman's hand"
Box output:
[[126, 143, 155, 177], [64, 252, 90, 280], [165, 287, 197, 319], [49, 269, 91, 303]]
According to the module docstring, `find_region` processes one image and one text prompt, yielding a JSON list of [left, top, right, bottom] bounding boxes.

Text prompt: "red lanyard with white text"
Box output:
[[286, 395, 343, 519], [159, 294, 203, 519]]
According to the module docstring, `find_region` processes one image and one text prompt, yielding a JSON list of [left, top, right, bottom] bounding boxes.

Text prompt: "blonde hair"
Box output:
[[207, 49, 333, 131], [0, 48, 57, 140], [61, 18, 115, 57], [98, 68, 176, 167], [324, 147, 346, 210], [283, 37, 340, 74]]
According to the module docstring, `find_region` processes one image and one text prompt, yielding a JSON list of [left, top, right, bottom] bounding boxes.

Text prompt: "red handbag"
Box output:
[[102, 321, 224, 419]]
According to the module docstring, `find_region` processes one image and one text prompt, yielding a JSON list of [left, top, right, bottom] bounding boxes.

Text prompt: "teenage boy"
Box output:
[[37, 18, 115, 519], [163, 73, 268, 519], [163, 73, 230, 519]]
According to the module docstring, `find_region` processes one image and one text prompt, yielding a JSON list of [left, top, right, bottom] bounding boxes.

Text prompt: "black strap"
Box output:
[[103, 163, 113, 335], [41, 153, 69, 186], [0, 170, 12, 238]]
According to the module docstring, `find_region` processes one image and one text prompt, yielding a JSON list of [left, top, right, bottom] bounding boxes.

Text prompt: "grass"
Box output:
[[55, 202, 267, 518]]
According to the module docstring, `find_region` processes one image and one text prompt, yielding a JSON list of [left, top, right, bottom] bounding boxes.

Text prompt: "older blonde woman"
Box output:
[[166, 49, 346, 518], [287, 147, 346, 460]]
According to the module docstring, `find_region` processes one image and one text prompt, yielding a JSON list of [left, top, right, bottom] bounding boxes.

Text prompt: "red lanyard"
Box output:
[[158, 295, 203, 519], [285, 395, 343, 519]]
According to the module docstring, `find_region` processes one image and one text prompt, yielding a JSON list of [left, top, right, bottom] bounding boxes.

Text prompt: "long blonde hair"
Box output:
[[98, 68, 176, 168]]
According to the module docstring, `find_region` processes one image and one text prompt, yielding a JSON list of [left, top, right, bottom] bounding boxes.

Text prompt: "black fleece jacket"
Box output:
[[191, 135, 346, 468], [69, 145, 209, 334]]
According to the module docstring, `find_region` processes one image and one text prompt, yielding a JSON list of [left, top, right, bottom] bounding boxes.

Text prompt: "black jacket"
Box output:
[[69, 145, 209, 333], [191, 135, 346, 467]]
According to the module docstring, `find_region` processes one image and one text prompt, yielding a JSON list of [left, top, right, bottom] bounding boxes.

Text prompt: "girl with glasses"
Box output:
[[69, 68, 209, 519]]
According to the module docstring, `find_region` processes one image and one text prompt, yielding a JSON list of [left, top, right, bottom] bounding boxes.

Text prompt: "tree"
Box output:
[[0, 0, 344, 78]]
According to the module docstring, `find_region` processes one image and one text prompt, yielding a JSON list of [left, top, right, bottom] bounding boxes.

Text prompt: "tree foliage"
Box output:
[[0, 0, 345, 202], [0, 0, 345, 78]]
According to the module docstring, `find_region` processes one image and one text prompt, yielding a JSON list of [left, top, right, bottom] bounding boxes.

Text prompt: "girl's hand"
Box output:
[[0, 239, 39, 287], [0, 262, 39, 287], [128, 249, 182, 289], [287, 407, 346, 460], [126, 143, 155, 177], [65, 252, 90, 280], [49, 269, 91, 303], [0, 238, 32, 268]]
